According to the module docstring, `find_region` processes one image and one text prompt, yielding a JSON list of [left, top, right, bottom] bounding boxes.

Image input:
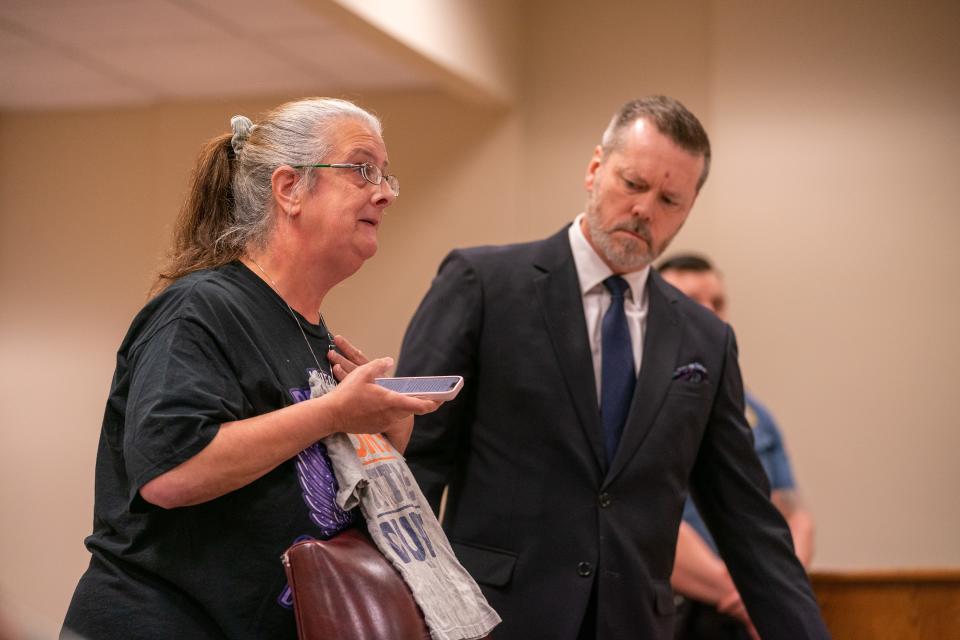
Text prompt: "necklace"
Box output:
[[247, 256, 330, 373]]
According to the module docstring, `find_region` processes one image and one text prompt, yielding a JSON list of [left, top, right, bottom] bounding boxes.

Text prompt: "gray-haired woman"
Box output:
[[63, 97, 438, 639]]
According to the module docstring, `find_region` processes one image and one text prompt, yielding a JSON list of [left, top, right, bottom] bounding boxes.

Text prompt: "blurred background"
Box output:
[[1, 0, 958, 636]]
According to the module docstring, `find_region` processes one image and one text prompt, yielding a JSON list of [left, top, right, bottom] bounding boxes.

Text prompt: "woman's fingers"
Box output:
[[327, 335, 377, 380], [414, 399, 444, 415], [328, 353, 354, 380], [333, 335, 370, 365]]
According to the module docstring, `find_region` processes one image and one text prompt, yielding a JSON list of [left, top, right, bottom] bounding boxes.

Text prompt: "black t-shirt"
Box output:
[[63, 262, 354, 639]]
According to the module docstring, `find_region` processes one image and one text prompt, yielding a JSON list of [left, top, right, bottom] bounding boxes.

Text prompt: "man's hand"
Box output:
[[717, 590, 760, 640]]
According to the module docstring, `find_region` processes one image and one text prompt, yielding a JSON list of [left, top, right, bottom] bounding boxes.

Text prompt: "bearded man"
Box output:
[[396, 96, 829, 640]]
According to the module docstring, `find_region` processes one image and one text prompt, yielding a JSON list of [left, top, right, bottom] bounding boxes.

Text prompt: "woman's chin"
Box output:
[[359, 240, 378, 261]]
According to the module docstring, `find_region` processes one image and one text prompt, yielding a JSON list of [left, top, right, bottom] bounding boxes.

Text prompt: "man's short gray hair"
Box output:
[[600, 96, 711, 191]]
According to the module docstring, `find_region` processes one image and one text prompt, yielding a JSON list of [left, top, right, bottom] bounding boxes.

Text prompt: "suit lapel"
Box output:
[[531, 230, 606, 470], [605, 271, 683, 485]]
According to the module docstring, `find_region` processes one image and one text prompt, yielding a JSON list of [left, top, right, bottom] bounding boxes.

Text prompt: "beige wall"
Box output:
[[1, 0, 958, 635], [705, 0, 960, 569]]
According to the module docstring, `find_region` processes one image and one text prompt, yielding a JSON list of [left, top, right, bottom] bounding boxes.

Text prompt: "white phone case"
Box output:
[[374, 375, 464, 400]]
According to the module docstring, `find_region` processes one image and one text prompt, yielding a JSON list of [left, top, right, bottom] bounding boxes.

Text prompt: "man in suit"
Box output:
[[396, 96, 828, 639]]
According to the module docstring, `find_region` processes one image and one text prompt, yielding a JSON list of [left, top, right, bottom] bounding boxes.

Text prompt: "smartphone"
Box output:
[[375, 375, 464, 401]]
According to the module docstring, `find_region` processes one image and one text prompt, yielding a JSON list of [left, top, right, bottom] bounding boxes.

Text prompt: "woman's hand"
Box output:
[[325, 335, 440, 451], [327, 334, 369, 378]]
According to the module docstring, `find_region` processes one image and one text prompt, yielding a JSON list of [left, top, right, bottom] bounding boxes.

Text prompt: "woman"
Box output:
[[63, 98, 439, 638]]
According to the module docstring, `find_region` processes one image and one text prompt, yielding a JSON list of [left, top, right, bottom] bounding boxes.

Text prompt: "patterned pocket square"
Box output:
[[672, 362, 708, 383]]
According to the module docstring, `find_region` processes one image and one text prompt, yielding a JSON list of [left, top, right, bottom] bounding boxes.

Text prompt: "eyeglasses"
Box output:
[[292, 162, 399, 196]]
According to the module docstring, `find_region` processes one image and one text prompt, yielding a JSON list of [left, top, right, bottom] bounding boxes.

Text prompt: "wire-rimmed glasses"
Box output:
[[292, 162, 399, 196]]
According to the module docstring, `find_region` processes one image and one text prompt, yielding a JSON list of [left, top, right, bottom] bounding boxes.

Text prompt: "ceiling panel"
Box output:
[[280, 29, 432, 89], [81, 37, 328, 98], [185, 0, 336, 34], [0, 19, 37, 54], [0, 0, 435, 111], [0, 26, 152, 110], [0, 1, 221, 47]]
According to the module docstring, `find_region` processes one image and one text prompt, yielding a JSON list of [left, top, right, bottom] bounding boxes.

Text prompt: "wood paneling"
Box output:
[[810, 570, 960, 639]]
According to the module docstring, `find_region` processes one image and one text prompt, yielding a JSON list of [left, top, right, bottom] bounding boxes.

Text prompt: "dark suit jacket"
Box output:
[[397, 227, 828, 640]]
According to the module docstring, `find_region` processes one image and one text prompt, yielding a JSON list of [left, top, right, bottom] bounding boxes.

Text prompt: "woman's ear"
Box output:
[[271, 165, 303, 217]]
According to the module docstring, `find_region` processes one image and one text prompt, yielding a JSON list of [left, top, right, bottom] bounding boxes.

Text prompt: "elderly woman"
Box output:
[[63, 98, 439, 639]]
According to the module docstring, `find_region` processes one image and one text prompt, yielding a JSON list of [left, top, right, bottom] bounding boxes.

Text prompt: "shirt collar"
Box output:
[[568, 213, 650, 301]]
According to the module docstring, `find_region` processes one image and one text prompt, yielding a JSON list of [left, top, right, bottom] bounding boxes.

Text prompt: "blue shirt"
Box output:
[[682, 392, 796, 553]]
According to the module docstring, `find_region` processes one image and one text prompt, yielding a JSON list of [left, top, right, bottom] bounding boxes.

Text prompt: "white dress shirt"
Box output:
[[567, 214, 650, 401]]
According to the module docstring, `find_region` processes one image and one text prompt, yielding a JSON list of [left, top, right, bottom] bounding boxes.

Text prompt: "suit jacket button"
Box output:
[[598, 492, 612, 508], [577, 562, 593, 577]]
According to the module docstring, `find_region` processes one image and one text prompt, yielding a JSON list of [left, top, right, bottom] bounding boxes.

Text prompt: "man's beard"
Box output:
[[584, 203, 658, 272]]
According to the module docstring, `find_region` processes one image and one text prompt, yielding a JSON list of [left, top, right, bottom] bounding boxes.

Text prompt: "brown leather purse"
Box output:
[[281, 527, 432, 640]]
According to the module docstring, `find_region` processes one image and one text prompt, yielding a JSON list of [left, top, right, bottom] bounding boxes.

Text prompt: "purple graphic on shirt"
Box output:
[[278, 369, 354, 610], [295, 442, 354, 536], [277, 369, 354, 609], [289, 368, 354, 538]]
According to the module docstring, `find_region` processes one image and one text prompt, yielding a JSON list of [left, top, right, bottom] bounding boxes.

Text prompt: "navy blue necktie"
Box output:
[[601, 276, 636, 465]]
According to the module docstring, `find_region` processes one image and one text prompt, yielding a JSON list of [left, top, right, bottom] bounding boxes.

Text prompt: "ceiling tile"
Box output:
[[82, 37, 335, 99], [282, 30, 433, 89], [0, 22, 35, 54], [1, 0, 221, 48], [0, 42, 152, 110], [0, 0, 437, 111], [182, 0, 336, 34]]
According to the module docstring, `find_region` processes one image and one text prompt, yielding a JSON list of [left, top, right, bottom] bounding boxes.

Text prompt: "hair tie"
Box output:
[[230, 115, 255, 155]]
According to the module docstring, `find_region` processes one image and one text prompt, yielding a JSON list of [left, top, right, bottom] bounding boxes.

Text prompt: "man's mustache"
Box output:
[[609, 219, 652, 246]]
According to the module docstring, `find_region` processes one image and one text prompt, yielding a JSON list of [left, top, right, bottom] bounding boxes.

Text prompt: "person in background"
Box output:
[[659, 253, 815, 640], [396, 96, 828, 639], [62, 97, 440, 639]]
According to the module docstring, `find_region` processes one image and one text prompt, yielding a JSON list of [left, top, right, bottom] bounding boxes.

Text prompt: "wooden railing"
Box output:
[[809, 569, 960, 639]]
